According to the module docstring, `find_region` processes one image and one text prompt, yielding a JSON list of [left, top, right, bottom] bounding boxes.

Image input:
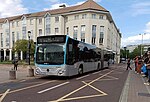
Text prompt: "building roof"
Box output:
[[0, 0, 108, 23]]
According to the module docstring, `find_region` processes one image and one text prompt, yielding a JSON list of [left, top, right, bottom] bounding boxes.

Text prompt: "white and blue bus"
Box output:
[[35, 35, 109, 76]]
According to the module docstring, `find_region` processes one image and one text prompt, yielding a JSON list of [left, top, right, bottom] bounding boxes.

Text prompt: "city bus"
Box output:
[[35, 35, 109, 76]]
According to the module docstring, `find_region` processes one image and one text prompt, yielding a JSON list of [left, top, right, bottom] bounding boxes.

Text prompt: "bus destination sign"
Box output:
[[37, 36, 66, 44]]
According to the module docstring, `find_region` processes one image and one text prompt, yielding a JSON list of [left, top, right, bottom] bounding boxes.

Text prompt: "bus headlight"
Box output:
[[36, 67, 40, 74], [58, 69, 65, 75]]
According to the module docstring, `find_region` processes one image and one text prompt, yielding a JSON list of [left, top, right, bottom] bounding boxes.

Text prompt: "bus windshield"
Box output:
[[36, 44, 64, 65]]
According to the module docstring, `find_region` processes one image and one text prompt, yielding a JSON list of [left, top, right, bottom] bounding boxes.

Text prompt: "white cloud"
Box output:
[[0, 0, 28, 18], [122, 33, 150, 47], [131, 2, 150, 16], [145, 22, 150, 33]]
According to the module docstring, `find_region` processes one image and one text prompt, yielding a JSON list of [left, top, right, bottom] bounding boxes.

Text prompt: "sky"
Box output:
[[0, 0, 150, 47]]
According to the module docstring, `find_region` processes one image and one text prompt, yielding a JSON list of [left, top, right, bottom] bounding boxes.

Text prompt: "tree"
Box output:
[[12, 39, 35, 59]]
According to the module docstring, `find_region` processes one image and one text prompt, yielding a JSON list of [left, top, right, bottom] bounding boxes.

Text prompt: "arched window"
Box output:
[[22, 16, 26, 39], [45, 14, 51, 35]]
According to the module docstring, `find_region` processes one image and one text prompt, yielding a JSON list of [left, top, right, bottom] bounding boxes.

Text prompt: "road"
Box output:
[[0, 64, 128, 102]]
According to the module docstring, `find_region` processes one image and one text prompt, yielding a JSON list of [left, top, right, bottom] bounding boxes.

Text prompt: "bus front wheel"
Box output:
[[78, 67, 83, 75]]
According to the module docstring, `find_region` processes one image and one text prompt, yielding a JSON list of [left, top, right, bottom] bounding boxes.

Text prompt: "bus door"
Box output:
[[82, 47, 95, 72]]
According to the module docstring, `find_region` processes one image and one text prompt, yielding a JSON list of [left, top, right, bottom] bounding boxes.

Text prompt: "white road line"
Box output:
[[92, 71, 101, 75], [20, 80, 26, 82], [76, 75, 90, 80], [38, 82, 69, 94], [0, 89, 10, 102]]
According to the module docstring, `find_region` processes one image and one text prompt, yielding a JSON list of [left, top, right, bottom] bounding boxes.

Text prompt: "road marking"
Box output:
[[49, 70, 114, 102], [99, 74, 119, 80], [60, 94, 106, 101], [20, 80, 26, 82], [92, 71, 101, 75], [76, 75, 90, 80], [0, 89, 10, 102], [82, 81, 107, 95], [38, 82, 69, 94], [0, 80, 56, 96]]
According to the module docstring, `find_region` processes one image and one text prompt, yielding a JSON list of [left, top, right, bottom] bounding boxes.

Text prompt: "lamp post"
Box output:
[[139, 33, 146, 57], [28, 31, 31, 65]]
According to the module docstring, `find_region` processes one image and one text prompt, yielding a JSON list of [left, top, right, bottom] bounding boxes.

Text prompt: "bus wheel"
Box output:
[[78, 67, 83, 75], [97, 63, 100, 70]]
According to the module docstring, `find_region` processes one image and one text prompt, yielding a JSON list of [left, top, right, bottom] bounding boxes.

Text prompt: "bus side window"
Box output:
[[66, 43, 74, 65]]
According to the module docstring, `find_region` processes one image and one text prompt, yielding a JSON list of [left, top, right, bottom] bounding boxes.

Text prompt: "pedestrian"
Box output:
[[144, 51, 150, 85], [137, 57, 142, 74], [13, 58, 18, 71], [126, 58, 132, 70], [134, 56, 138, 72]]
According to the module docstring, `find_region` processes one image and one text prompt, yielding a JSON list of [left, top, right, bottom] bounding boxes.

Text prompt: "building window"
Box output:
[[74, 15, 79, 20], [99, 32, 104, 44], [1, 33, 3, 47], [92, 25, 96, 44], [46, 25, 50, 35], [73, 26, 78, 40], [99, 26, 104, 44], [99, 15, 104, 19], [66, 27, 69, 35], [6, 30, 10, 47], [0, 24, 2, 29], [30, 30, 33, 40], [16, 21, 19, 27], [39, 18, 42, 25], [22, 17, 26, 26], [12, 32, 15, 46], [92, 14, 96, 19], [39, 29, 42, 36], [82, 14, 87, 19], [30, 19, 33, 25], [55, 28, 59, 34], [100, 26, 104, 32], [65, 17, 68, 22], [17, 31, 19, 40], [12, 22, 14, 28], [55, 16, 59, 22], [81, 25, 85, 42], [22, 26, 26, 39], [45, 14, 51, 35]]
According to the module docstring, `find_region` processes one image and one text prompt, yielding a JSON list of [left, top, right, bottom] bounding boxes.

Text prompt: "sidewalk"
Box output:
[[0, 64, 38, 84], [120, 68, 150, 102]]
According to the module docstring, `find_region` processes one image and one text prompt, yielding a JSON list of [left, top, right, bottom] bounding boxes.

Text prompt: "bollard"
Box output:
[[28, 66, 34, 77], [9, 70, 16, 80]]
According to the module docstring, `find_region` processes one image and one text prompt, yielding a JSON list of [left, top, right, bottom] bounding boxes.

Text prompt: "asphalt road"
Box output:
[[0, 64, 128, 102]]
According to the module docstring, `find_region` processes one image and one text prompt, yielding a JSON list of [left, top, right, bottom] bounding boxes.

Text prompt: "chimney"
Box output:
[[59, 4, 66, 8]]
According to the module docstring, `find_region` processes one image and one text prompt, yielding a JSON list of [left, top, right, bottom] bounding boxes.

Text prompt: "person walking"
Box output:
[[13, 58, 18, 71], [126, 58, 132, 70]]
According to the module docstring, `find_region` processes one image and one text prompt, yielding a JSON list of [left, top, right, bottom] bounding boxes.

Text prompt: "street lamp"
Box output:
[[28, 31, 31, 65], [139, 33, 146, 57]]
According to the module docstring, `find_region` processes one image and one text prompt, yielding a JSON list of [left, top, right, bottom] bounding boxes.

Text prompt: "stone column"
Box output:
[[4, 49, 6, 61], [21, 51, 23, 60], [9, 49, 12, 60]]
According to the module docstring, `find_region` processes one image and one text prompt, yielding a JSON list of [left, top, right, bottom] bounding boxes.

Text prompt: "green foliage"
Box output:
[[12, 39, 35, 56], [120, 45, 142, 59]]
